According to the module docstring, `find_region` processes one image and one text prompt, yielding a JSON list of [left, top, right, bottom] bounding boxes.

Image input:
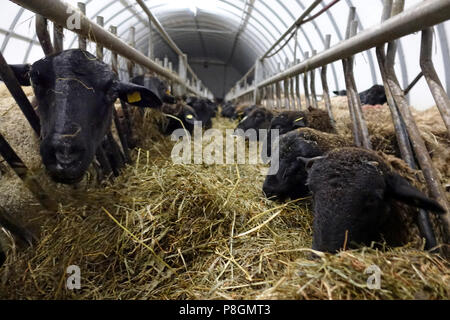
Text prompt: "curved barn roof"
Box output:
[[1, 0, 449, 108]]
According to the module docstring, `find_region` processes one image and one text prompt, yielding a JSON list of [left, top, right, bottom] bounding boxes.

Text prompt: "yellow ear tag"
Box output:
[[166, 89, 171, 95], [295, 117, 304, 122], [127, 91, 142, 103], [186, 114, 193, 119]]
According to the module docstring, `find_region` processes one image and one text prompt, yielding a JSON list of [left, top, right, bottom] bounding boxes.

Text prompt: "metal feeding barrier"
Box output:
[[0, 0, 213, 211], [226, 0, 450, 253]]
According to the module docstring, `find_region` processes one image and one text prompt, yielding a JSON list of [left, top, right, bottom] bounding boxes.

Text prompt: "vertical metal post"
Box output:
[[272, 83, 277, 109], [376, 0, 414, 165], [147, 21, 154, 60], [35, 14, 54, 56], [98, 18, 125, 175], [290, 74, 295, 111], [127, 27, 135, 79], [384, 0, 449, 248], [284, 58, 291, 109], [0, 133, 56, 211], [77, 2, 86, 50], [420, 28, 450, 135], [342, 8, 362, 148], [295, 59, 301, 110], [254, 58, 264, 105], [177, 54, 188, 96], [0, 52, 40, 136], [303, 52, 311, 109], [309, 50, 318, 109], [96, 16, 104, 60], [53, 23, 64, 53], [275, 81, 282, 110], [345, 20, 372, 149], [321, 34, 334, 124]]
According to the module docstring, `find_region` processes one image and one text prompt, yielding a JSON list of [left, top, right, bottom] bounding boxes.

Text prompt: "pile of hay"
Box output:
[[0, 98, 448, 299], [328, 96, 450, 191]]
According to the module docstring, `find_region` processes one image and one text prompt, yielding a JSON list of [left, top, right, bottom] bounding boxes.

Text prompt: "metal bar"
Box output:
[[105, 131, 125, 176], [303, 52, 311, 109], [0, 28, 40, 46], [127, 27, 135, 79], [403, 71, 423, 96], [35, 15, 54, 56], [94, 17, 123, 179], [246, 0, 450, 93], [134, 0, 200, 82], [112, 108, 130, 164], [295, 58, 301, 110], [0, 206, 36, 246], [383, 0, 450, 247], [0, 52, 40, 136], [110, 25, 133, 153], [342, 9, 362, 148], [309, 50, 318, 109], [283, 60, 290, 109], [53, 23, 64, 53], [0, 7, 25, 53], [420, 28, 450, 136], [96, 16, 104, 60], [77, 2, 86, 50], [10, 0, 205, 96], [0, 133, 56, 211], [347, 19, 372, 149], [262, 0, 322, 59], [95, 146, 112, 181], [290, 74, 295, 110], [321, 34, 334, 124], [275, 81, 281, 110], [135, 0, 183, 57]]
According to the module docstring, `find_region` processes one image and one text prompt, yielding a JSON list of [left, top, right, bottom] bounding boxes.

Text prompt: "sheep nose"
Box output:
[[262, 185, 276, 198], [53, 142, 83, 166]]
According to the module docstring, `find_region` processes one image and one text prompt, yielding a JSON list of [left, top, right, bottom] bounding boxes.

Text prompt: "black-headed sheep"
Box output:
[[235, 106, 274, 140], [4, 49, 162, 184], [161, 103, 198, 134], [304, 147, 445, 252], [263, 128, 349, 200], [333, 84, 387, 106]]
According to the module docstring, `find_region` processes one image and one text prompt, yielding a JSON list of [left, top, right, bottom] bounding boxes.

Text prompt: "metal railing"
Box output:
[[10, 0, 212, 99], [0, 0, 214, 212], [226, 0, 450, 254]]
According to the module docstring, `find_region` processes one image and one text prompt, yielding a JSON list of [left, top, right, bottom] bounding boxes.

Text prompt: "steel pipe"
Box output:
[[420, 28, 450, 136], [383, 0, 450, 249], [10, 0, 206, 97], [35, 14, 54, 56], [228, 0, 450, 99], [321, 34, 334, 124]]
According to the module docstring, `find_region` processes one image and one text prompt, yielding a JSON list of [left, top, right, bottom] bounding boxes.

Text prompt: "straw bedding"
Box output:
[[0, 85, 448, 299]]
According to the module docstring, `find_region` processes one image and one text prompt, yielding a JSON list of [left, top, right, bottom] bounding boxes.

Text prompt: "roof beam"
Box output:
[[225, 0, 255, 65]]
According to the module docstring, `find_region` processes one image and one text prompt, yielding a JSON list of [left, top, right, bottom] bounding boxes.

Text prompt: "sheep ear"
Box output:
[[114, 81, 162, 108], [386, 173, 446, 214], [2, 64, 31, 86], [293, 116, 306, 128], [297, 155, 326, 171]]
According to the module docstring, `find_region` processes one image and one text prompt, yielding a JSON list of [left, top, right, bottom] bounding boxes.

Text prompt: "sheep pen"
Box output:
[[0, 84, 449, 300]]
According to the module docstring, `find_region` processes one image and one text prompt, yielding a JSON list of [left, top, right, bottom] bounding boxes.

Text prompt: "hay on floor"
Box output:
[[0, 102, 448, 299]]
